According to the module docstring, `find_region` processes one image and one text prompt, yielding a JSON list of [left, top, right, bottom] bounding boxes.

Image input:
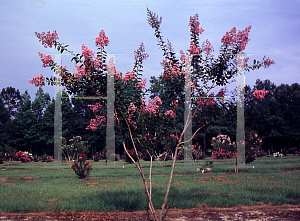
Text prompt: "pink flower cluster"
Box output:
[[86, 115, 106, 131], [179, 49, 185, 63], [253, 90, 269, 100], [28, 73, 45, 87], [165, 110, 175, 118], [189, 14, 204, 35], [95, 30, 109, 49], [122, 71, 136, 82], [114, 71, 121, 80], [81, 44, 94, 60], [221, 26, 251, 51], [136, 78, 147, 90], [38, 52, 54, 68], [190, 42, 201, 55], [148, 96, 162, 115], [197, 93, 216, 108], [73, 64, 86, 80], [161, 59, 184, 79], [170, 100, 178, 108], [211, 149, 235, 159], [35, 30, 58, 48], [202, 39, 214, 54], [88, 102, 102, 113], [129, 102, 137, 112], [262, 56, 275, 68]]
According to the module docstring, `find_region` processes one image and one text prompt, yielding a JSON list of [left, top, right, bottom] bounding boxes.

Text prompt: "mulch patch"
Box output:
[[0, 177, 39, 181], [0, 204, 299, 220], [1, 167, 32, 170], [223, 170, 250, 175], [282, 167, 300, 172]]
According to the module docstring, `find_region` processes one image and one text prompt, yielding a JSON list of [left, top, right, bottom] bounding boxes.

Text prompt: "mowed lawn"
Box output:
[[0, 155, 299, 213]]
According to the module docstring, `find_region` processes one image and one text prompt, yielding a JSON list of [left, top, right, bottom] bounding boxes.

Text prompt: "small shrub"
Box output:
[[39, 154, 54, 162], [71, 153, 93, 179]]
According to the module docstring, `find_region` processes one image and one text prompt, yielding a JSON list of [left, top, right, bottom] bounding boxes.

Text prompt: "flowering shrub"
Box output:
[[93, 151, 105, 162], [12, 151, 34, 162], [211, 149, 235, 159], [192, 145, 205, 160], [176, 145, 204, 161], [71, 153, 93, 179], [39, 154, 54, 162]]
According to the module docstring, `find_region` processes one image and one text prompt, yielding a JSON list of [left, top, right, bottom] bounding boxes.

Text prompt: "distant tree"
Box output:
[[0, 96, 11, 153], [1, 87, 21, 119]]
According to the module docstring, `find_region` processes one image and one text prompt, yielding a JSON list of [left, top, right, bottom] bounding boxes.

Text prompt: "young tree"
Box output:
[[29, 9, 274, 220]]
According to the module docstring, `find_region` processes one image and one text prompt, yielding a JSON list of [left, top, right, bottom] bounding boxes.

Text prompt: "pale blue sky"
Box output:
[[0, 0, 299, 99]]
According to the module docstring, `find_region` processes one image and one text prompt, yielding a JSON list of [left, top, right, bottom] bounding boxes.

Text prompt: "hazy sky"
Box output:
[[0, 0, 299, 100]]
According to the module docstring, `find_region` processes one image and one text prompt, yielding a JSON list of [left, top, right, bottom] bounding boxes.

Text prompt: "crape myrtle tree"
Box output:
[[29, 8, 274, 220]]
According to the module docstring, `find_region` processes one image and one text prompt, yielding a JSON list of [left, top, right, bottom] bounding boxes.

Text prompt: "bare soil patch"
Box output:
[[0, 177, 39, 181], [282, 167, 300, 172], [0, 204, 299, 220]]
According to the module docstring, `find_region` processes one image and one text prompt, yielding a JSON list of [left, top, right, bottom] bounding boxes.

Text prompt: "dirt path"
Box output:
[[0, 204, 299, 220]]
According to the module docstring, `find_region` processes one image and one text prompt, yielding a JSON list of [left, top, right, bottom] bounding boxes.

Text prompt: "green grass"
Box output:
[[0, 155, 299, 212]]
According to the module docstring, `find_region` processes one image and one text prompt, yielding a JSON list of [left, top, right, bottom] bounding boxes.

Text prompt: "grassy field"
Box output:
[[0, 155, 299, 213]]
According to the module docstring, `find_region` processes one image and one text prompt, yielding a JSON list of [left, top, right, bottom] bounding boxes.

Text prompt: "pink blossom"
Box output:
[[170, 100, 178, 108], [73, 64, 86, 80], [35, 30, 58, 48], [88, 102, 102, 113], [179, 49, 185, 63], [147, 96, 162, 115], [190, 42, 201, 55], [197, 93, 216, 107], [262, 56, 275, 68], [136, 78, 147, 90], [202, 39, 214, 54], [189, 14, 204, 35], [114, 71, 121, 80], [129, 102, 137, 112], [38, 52, 54, 68], [165, 110, 175, 118], [95, 30, 109, 49], [81, 44, 94, 60], [253, 90, 269, 100], [221, 26, 251, 51], [122, 71, 136, 82], [86, 115, 107, 131], [28, 73, 45, 87]]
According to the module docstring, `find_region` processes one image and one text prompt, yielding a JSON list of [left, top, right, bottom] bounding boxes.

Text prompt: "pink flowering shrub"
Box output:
[[12, 151, 34, 162], [211, 149, 235, 159], [39, 155, 54, 162]]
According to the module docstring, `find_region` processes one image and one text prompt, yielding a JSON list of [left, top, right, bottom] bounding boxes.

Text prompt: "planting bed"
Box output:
[[0, 204, 299, 220]]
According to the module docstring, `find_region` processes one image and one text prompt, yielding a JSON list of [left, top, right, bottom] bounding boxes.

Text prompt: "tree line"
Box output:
[[0, 78, 299, 158]]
